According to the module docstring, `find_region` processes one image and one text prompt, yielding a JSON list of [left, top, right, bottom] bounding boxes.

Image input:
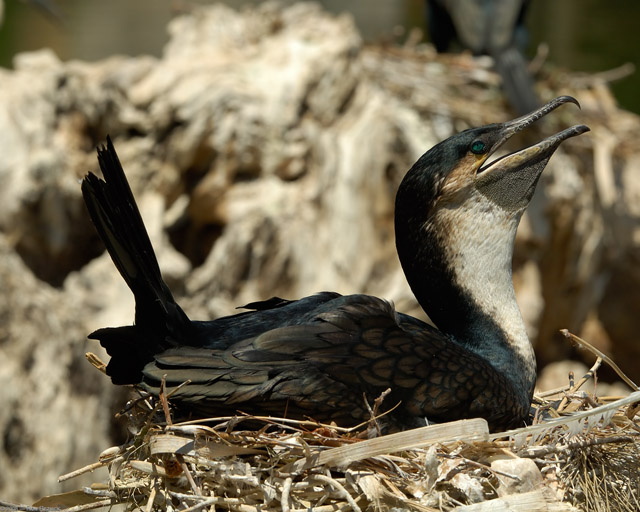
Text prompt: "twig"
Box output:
[[167, 491, 209, 500], [528, 42, 549, 74], [281, 476, 293, 512], [81, 488, 116, 498], [0, 500, 115, 512], [159, 375, 173, 426], [626, 401, 640, 420], [569, 62, 636, 87], [114, 392, 155, 419], [60, 500, 113, 512], [145, 481, 157, 512], [158, 376, 201, 495], [165, 379, 192, 399], [442, 454, 521, 482], [536, 384, 572, 398], [177, 455, 201, 495], [373, 389, 391, 417], [310, 474, 362, 512], [170, 496, 262, 512], [173, 400, 403, 435], [364, 389, 391, 437], [174, 414, 356, 432], [0, 500, 61, 511], [85, 352, 107, 374], [557, 357, 602, 412], [58, 460, 108, 482], [561, 330, 640, 391], [520, 435, 637, 458]]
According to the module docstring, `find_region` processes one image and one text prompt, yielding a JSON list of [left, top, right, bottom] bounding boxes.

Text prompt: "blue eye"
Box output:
[[471, 140, 487, 154]]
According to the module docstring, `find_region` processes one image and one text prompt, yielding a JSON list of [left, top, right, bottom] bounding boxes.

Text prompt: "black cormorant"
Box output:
[[82, 96, 588, 432], [425, 0, 539, 115]]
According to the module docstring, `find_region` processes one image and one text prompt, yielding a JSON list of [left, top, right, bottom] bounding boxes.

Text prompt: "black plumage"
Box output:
[[82, 97, 588, 432], [425, 0, 539, 115]]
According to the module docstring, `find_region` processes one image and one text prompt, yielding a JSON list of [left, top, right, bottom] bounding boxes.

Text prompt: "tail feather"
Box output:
[[82, 137, 173, 316], [82, 136, 191, 384]]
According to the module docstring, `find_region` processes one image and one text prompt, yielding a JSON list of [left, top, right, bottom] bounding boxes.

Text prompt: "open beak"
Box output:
[[479, 96, 590, 175]]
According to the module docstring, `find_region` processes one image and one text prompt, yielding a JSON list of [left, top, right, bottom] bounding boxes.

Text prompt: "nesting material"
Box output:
[[38, 338, 639, 512]]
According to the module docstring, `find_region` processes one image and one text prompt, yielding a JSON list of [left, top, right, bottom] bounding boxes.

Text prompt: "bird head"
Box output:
[[395, 96, 589, 343], [401, 96, 589, 221]]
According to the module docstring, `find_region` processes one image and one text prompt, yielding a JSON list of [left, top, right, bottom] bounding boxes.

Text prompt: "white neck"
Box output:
[[432, 192, 536, 396]]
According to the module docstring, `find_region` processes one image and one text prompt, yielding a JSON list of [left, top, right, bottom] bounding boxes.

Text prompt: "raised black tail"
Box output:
[[82, 136, 191, 384]]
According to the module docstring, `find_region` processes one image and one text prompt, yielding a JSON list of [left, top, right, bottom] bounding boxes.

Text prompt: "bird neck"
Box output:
[[395, 189, 536, 399]]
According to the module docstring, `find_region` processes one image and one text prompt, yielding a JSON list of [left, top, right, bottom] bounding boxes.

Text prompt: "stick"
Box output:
[[159, 376, 201, 495], [58, 461, 108, 482], [557, 357, 602, 412], [561, 330, 640, 391]]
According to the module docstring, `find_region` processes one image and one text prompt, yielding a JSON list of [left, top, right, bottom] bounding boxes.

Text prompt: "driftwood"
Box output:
[[1, 1, 639, 503]]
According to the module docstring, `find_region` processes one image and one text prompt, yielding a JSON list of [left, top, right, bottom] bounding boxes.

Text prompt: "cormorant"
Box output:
[[82, 96, 588, 432], [425, 0, 539, 115]]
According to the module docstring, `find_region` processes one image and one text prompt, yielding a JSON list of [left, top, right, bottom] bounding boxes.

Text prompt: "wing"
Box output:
[[141, 295, 527, 430]]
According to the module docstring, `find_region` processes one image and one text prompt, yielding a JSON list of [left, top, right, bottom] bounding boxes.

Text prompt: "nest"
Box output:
[[19, 332, 640, 512]]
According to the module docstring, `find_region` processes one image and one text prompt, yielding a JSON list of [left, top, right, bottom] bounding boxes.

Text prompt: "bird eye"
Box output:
[[470, 140, 487, 155]]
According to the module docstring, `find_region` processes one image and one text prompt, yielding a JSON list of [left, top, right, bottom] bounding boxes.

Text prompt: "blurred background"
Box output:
[[1, 0, 640, 504], [1, 0, 639, 114]]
